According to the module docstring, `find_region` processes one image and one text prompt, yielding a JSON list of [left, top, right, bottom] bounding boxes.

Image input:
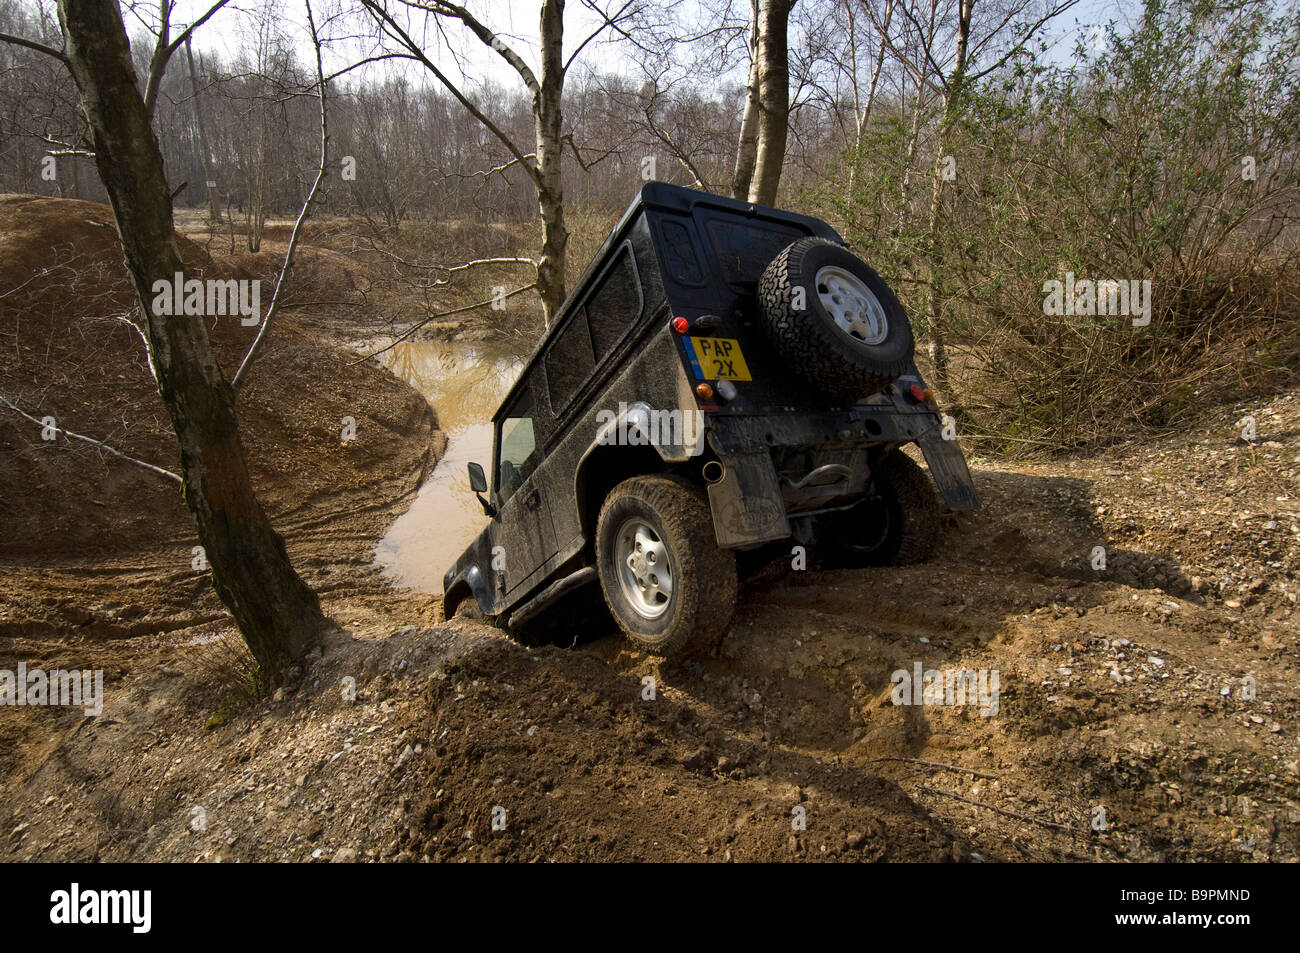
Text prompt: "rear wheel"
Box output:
[[596, 476, 737, 655], [819, 452, 939, 566]]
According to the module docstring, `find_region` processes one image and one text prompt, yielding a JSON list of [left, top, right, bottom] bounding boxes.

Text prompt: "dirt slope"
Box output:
[[0, 195, 444, 640], [2, 389, 1295, 862]]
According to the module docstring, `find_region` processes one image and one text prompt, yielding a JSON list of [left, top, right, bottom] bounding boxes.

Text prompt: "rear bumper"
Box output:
[[703, 407, 980, 548]]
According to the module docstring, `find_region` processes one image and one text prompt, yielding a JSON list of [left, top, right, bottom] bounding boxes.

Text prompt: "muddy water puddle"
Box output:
[[373, 339, 522, 593]]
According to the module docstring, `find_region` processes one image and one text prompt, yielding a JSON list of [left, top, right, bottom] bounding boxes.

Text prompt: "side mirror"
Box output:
[[467, 462, 496, 517], [467, 461, 488, 493]]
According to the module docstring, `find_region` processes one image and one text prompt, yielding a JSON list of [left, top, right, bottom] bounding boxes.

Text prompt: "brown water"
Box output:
[[373, 339, 522, 594]]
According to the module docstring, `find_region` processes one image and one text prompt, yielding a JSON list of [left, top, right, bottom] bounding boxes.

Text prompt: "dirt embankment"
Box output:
[[1, 196, 1297, 863], [0, 196, 446, 812], [0, 195, 445, 639], [3, 398, 1298, 859]]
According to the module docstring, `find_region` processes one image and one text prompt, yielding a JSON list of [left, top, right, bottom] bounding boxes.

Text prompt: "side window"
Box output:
[[587, 248, 642, 359], [497, 389, 537, 501], [658, 219, 705, 286], [544, 312, 595, 413]]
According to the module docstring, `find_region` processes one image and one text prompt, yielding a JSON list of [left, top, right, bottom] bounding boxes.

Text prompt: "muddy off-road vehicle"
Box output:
[[443, 182, 979, 654]]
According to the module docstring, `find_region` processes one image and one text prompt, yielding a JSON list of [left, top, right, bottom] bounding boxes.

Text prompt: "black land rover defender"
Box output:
[[443, 182, 979, 655]]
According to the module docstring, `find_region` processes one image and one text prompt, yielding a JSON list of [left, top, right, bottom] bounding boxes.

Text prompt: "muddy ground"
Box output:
[[1, 198, 1297, 862]]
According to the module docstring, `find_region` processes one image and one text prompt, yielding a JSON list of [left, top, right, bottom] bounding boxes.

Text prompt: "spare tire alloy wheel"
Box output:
[[758, 237, 915, 403], [816, 266, 889, 345], [596, 476, 738, 656]]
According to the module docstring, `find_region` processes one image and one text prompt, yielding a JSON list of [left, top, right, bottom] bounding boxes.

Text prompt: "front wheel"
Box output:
[[595, 476, 738, 655]]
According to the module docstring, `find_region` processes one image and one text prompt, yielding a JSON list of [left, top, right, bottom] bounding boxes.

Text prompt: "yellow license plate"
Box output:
[[686, 337, 751, 381]]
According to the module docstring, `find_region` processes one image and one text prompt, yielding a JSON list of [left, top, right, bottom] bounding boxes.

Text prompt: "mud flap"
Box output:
[[707, 451, 791, 548], [915, 428, 980, 511]]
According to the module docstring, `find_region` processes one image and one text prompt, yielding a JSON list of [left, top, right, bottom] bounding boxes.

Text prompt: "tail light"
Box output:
[[908, 383, 939, 411]]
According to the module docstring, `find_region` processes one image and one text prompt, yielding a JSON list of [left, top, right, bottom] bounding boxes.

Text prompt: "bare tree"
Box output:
[[746, 0, 796, 204], [135, 0, 235, 120], [864, 0, 1079, 395], [359, 0, 638, 326], [3, 0, 328, 679], [728, 0, 799, 204], [184, 37, 221, 225], [730, 0, 761, 198]]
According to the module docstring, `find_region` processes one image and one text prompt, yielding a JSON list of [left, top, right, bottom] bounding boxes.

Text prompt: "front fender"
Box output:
[[443, 562, 494, 616]]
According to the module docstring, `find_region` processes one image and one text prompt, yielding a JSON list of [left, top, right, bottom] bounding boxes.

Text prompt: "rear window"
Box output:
[[705, 218, 805, 285], [544, 312, 596, 412]]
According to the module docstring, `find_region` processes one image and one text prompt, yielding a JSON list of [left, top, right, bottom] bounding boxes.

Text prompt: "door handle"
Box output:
[[524, 489, 541, 511]]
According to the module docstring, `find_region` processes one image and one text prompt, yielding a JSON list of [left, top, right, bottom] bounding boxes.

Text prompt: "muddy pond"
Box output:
[[373, 339, 523, 594]]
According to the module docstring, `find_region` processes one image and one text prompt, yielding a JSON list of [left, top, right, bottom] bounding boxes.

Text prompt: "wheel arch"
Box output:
[[574, 442, 675, 553], [442, 564, 491, 620]]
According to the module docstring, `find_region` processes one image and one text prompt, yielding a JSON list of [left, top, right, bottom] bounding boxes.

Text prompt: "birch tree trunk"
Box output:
[[747, 0, 795, 206], [730, 0, 761, 200], [923, 0, 973, 399], [533, 0, 568, 327]]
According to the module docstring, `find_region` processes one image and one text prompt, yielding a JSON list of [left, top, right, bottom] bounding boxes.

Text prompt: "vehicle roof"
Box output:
[[491, 181, 839, 421]]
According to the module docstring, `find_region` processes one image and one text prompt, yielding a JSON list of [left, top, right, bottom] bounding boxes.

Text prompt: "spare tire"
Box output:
[[757, 237, 914, 402]]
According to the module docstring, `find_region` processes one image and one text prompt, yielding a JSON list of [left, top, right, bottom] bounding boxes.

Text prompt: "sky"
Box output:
[[161, 0, 1147, 93]]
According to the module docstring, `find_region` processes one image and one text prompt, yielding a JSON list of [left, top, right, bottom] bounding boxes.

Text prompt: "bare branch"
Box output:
[[0, 31, 70, 66], [564, 0, 637, 74], [440, 154, 536, 182], [561, 133, 623, 174], [165, 0, 233, 57], [349, 283, 537, 364], [917, 786, 1076, 833], [0, 395, 181, 485], [401, 0, 541, 95], [323, 51, 417, 84], [359, 0, 540, 185], [232, 0, 330, 392], [966, 0, 1082, 83]]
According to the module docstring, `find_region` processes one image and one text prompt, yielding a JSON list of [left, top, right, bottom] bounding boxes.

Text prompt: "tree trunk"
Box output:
[[923, 0, 973, 401], [185, 38, 222, 226], [533, 0, 568, 328], [57, 0, 326, 679], [846, 0, 892, 201], [730, 0, 761, 201], [748, 0, 795, 206]]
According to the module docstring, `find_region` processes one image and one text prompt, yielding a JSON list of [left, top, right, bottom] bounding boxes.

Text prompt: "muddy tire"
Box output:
[[596, 476, 738, 655], [757, 237, 914, 402], [819, 452, 939, 566]]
